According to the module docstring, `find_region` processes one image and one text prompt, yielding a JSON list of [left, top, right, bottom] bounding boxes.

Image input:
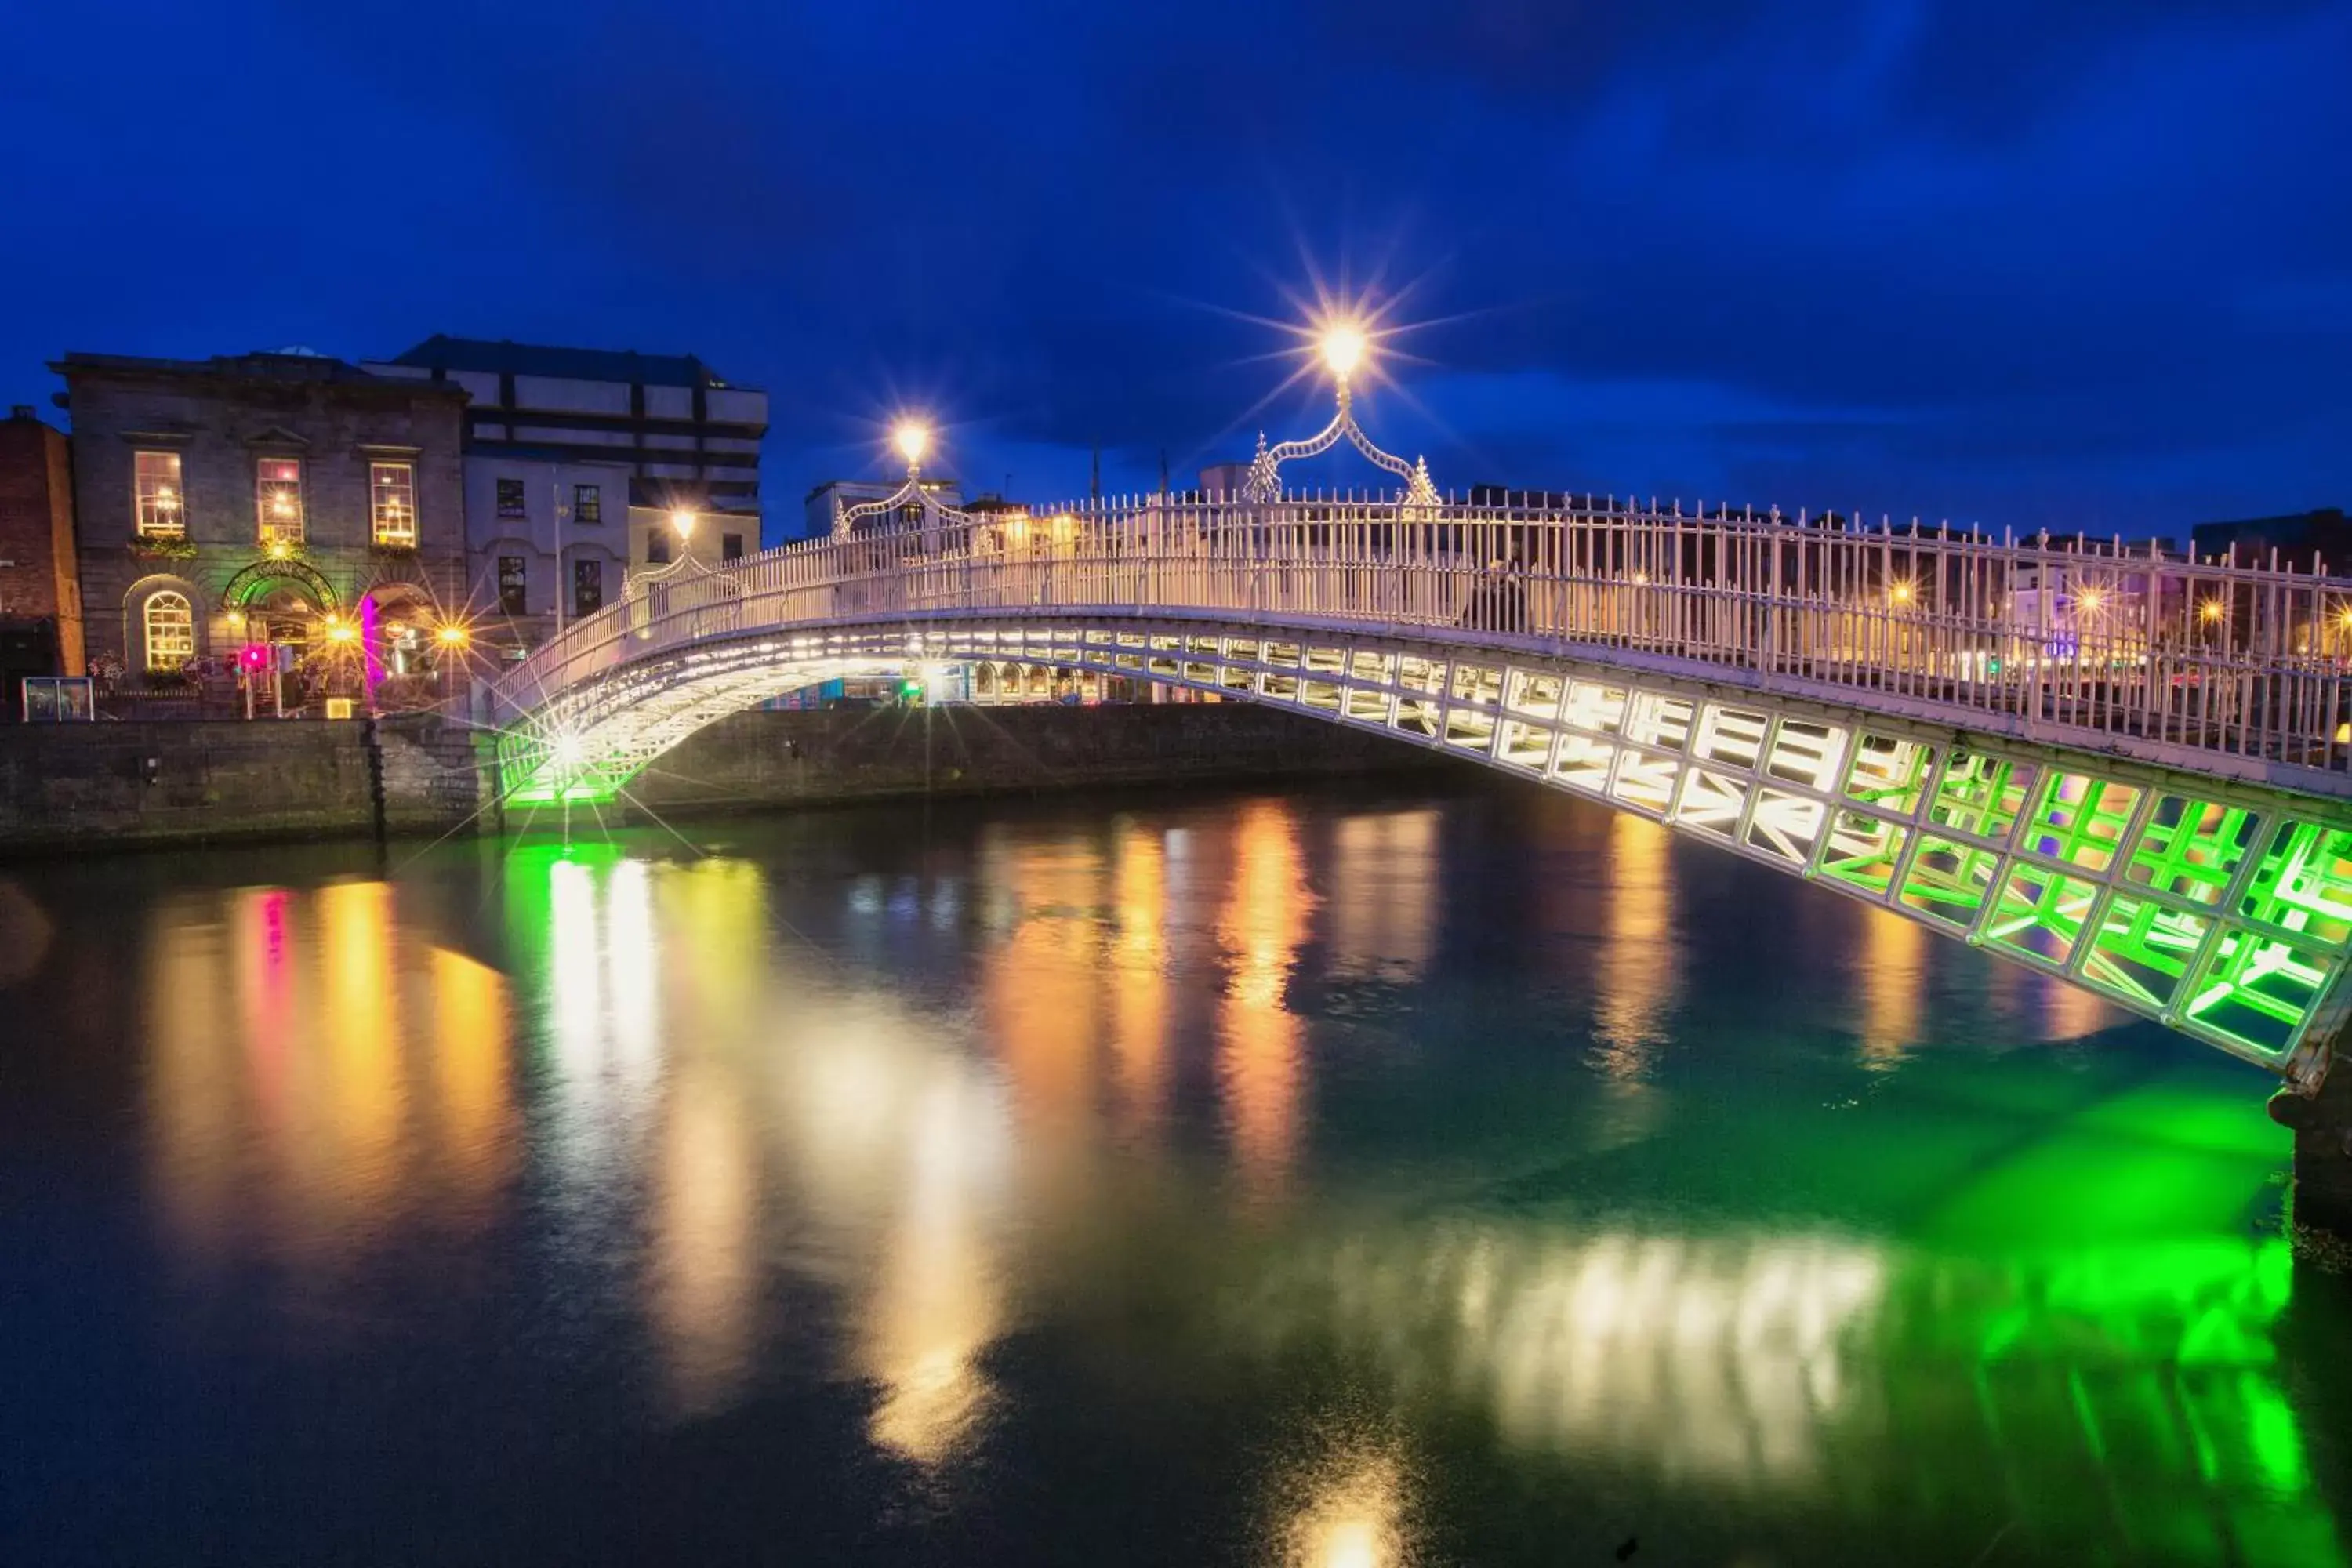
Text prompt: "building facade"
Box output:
[[53, 350, 468, 687], [2190, 508, 2352, 571], [0, 405, 87, 699], [361, 337, 766, 652]]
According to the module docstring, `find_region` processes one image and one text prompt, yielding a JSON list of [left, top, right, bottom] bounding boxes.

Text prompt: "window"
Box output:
[[572, 558, 603, 618], [256, 458, 303, 545], [498, 556, 528, 616], [722, 532, 744, 562], [143, 591, 194, 670], [646, 532, 671, 565], [573, 484, 601, 524], [370, 462, 417, 546], [134, 451, 185, 538], [496, 477, 527, 518]]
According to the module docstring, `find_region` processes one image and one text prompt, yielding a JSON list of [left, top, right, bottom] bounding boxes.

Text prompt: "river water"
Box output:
[[2, 777, 2347, 1565]]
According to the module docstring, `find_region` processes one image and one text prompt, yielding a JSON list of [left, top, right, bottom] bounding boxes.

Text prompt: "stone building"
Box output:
[[52, 350, 468, 688], [359, 336, 766, 655], [0, 405, 87, 700]]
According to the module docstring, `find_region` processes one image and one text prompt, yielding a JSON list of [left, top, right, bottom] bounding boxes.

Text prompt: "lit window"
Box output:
[[371, 462, 416, 546], [573, 484, 601, 525], [498, 555, 528, 616], [256, 458, 303, 545], [143, 590, 194, 670], [496, 477, 527, 518], [134, 452, 185, 538]]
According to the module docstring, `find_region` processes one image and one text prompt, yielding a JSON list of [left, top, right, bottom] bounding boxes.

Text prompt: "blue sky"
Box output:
[[4, 0, 2346, 535]]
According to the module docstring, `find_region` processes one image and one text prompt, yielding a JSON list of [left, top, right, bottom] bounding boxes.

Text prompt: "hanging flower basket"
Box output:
[[129, 536, 198, 561]]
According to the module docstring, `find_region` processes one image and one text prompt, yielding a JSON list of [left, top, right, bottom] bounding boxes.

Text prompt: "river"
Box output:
[[2, 777, 2346, 1565]]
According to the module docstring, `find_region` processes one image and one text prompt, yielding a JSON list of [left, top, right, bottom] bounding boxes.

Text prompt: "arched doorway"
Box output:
[[220, 560, 343, 714]]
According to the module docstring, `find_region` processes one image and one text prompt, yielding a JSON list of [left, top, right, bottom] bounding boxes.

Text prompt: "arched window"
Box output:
[[143, 591, 194, 670]]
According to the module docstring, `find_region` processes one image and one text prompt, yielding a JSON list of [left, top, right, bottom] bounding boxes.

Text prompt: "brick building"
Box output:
[[0, 406, 87, 705], [52, 350, 468, 691]]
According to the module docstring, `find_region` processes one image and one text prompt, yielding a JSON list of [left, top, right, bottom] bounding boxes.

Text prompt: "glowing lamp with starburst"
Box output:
[[893, 420, 931, 471], [1319, 323, 1368, 382]]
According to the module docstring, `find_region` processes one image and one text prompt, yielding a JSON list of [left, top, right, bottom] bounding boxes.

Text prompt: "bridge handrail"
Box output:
[[491, 494, 2352, 779]]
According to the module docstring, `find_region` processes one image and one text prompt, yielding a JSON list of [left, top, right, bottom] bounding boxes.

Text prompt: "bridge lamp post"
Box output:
[[893, 421, 931, 477], [1319, 322, 1368, 385], [670, 508, 698, 562]]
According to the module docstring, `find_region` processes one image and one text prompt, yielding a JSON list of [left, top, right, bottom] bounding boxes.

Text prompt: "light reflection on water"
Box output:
[[9, 782, 2345, 1563]]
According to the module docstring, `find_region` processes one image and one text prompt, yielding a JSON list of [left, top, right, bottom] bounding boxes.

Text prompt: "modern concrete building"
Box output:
[[0, 405, 86, 700], [50, 350, 467, 689], [362, 337, 767, 653]]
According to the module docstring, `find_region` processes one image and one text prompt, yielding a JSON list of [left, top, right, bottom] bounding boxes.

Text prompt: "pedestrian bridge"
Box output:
[[486, 481, 2352, 1088]]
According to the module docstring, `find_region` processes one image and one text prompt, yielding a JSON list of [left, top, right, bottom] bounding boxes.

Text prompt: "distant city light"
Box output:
[[437, 622, 470, 648], [1889, 579, 1915, 604], [2200, 598, 2225, 624], [325, 617, 358, 645], [2077, 587, 2107, 616]]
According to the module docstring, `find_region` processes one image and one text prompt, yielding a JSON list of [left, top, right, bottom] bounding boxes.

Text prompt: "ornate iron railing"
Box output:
[[492, 494, 2352, 789]]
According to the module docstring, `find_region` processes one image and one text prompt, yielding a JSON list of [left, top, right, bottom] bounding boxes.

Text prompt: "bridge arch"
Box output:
[[493, 590, 2352, 1086]]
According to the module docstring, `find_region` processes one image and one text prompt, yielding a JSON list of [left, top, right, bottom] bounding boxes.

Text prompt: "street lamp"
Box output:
[[893, 420, 931, 474], [1319, 321, 1368, 383], [670, 509, 698, 558]]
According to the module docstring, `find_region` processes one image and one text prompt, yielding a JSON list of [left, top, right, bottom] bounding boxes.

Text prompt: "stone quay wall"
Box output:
[[0, 702, 1450, 854]]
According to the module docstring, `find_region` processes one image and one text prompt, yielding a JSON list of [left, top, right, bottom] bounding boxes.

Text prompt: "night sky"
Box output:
[[5, 0, 2347, 536]]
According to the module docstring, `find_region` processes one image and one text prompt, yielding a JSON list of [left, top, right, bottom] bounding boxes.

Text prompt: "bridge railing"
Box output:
[[492, 494, 2352, 779]]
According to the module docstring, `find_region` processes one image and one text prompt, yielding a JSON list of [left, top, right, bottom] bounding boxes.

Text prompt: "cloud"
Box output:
[[0, 0, 2343, 535]]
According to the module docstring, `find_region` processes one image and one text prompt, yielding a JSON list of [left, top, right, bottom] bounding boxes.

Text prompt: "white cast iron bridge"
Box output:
[[488, 369, 2352, 1090]]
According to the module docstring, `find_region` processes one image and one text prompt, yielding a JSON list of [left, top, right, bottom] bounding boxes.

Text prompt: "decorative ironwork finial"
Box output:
[[1242, 323, 1439, 506]]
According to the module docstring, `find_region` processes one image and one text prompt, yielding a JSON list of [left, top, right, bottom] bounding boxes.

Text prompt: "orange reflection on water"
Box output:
[[428, 946, 515, 1208], [318, 880, 403, 1225], [1110, 824, 1171, 1136], [862, 1074, 1006, 1467], [1857, 908, 1927, 1067], [647, 858, 771, 1415], [146, 880, 515, 1266], [1324, 811, 1439, 982], [1594, 811, 1676, 1079], [1282, 1441, 1410, 1568], [652, 1054, 757, 1416], [1218, 800, 1316, 1200], [983, 833, 1106, 1135]]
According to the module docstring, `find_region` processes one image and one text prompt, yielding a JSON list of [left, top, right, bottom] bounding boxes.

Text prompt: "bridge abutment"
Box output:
[[2272, 1055, 2352, 1258]]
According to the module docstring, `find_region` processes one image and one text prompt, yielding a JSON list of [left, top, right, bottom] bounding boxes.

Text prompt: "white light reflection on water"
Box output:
[[1238, 1221, 1886, 1489]]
